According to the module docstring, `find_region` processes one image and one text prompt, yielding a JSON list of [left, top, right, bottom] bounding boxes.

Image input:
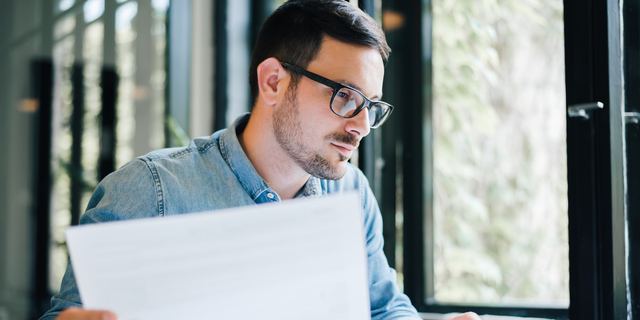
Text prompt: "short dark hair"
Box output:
[[249, 0, 391, 107]]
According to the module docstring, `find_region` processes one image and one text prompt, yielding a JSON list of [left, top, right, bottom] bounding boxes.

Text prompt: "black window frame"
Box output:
[[624, 0, 640, 318]]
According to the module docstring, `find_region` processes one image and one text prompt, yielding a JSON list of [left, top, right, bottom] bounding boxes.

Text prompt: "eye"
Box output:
[[336, 88, 352, 100]]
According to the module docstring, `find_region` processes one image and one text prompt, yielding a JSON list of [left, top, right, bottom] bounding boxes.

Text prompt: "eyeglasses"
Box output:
[[280, 62, 394, 129]]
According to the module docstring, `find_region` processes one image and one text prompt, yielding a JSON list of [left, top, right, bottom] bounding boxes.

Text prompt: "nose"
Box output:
[[345, 107, 371, 138]]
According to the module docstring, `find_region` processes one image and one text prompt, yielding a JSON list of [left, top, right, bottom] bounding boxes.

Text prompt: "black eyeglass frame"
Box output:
[[280, 62, 394, 129]]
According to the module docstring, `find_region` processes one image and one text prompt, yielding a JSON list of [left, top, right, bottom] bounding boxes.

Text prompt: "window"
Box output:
[[430, 0, 568, 307], [378, 0, 632, 318]]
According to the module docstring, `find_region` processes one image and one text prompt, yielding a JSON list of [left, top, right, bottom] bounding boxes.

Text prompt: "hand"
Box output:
[[446, 312, 481, 320], [55, 307, 117, 320]]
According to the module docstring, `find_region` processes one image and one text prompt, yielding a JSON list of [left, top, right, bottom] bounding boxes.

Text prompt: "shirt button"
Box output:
[[267, 193, 275, 199]]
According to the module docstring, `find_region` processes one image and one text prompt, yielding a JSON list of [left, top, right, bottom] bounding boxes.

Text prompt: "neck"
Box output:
[[238, 112, 310, 200]]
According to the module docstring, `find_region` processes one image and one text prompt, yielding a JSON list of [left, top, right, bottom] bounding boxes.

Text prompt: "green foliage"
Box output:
[[432, 0, 568, 304]]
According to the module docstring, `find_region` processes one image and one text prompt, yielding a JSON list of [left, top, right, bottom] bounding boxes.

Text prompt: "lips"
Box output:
[[331, 142, 355, 152], [331, 142, 357, 159], [327, 132, 359, 159]]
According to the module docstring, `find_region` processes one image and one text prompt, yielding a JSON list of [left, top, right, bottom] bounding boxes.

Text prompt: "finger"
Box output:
[[446, 312, 482, 320], [463, 311, 482, 320], [57, 307, 117, 320]]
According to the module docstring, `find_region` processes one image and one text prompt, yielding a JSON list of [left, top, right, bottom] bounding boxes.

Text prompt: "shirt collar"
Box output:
[[219, 113, 322, 202], [295, 175, 322, 198]]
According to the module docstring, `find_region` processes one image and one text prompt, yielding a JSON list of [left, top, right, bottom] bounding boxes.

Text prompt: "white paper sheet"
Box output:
[[66, 191, 371, 320]]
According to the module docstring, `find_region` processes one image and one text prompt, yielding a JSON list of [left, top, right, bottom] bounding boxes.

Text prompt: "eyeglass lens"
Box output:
[[331, 87, 389, 128]]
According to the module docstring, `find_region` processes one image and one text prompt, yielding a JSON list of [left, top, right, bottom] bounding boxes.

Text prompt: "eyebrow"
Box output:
[[336, 79, 382, 101]]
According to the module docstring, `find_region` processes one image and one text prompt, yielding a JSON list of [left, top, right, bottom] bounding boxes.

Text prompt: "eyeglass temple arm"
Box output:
[[280, 62, 343, 90]]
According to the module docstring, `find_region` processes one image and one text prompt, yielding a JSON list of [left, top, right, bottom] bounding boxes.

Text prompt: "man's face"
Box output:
[[272, 36, 385, 180]]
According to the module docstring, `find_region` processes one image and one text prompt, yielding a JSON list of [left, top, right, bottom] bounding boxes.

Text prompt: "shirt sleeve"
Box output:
[[360, 173, 422, 320], [39, 159, 159, 320]]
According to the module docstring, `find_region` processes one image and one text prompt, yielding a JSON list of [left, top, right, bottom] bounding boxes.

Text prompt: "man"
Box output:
[[42, 1, 479, 319]]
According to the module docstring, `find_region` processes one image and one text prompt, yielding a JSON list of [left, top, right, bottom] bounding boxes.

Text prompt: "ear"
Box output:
[[256, 58, 287, 107]]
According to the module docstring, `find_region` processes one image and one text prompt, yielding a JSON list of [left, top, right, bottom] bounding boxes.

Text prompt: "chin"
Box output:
[[333, 162, 348, 179], [309, 161, 348, 180], [302, 153, 349, 180]]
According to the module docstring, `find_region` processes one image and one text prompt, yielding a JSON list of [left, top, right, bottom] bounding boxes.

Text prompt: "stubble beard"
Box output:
[[272, 85, 358, 180]]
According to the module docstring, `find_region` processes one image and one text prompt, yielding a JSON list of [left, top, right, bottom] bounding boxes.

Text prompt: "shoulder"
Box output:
[[140, 131, 222, 164], [82, 132, 227, 222], [119, 131, 226, 181], [95, 132, 222, 191]]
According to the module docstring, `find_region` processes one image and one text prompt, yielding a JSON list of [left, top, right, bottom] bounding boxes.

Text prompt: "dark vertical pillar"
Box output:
[[357, 0, 378, 194], [400, 0, 429, 308], [100, 0, 118, 179], [627, 118, 640, 319], [30, 59, 54, 319], [565, 0, 627, 318], [214, 0, 229, 131], [382, 0, 431, 291], [70, 64, 85, 226], [379, 109, 397, 269], [358, 136, 376, 189], [99, 68, 118, 180], [250, 0, 272, 52], [564, 0, 599, 318], [379, 3, 400, 271], [379, 0, 432, 304], [623, 1, 640, 318], [31, 0, 55, 317]]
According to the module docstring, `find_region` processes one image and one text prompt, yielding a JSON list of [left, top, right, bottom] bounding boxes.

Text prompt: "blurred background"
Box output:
[[0, 0, 638, 319]]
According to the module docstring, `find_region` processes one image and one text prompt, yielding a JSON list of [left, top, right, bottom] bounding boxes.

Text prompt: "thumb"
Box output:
[[447, 312, 482, 320], [57, 307, 117, 320]]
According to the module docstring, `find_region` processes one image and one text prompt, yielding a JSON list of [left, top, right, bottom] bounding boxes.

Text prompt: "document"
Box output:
[[66, 191, 371, 320]]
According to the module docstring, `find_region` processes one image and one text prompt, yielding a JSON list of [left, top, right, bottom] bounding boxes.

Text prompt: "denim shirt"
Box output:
[[40, 114, 420, 320]]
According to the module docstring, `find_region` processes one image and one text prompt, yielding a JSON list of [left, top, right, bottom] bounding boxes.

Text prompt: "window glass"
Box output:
[[83, 0, 104, 23], [54, 14, 76, 40], [115, 1, 139, 167], [116, 1, 138, 30], [150, 0, 168, 149], [151, 0, 169, 12], [49, 33, 75, 293], [114, 0, 167, 166], [46, 0, 168, 293], [81, 21, 104, 211], [432, 0, 569, 305], [58, 0, 76, 13], [225, 0, 252, 125]]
